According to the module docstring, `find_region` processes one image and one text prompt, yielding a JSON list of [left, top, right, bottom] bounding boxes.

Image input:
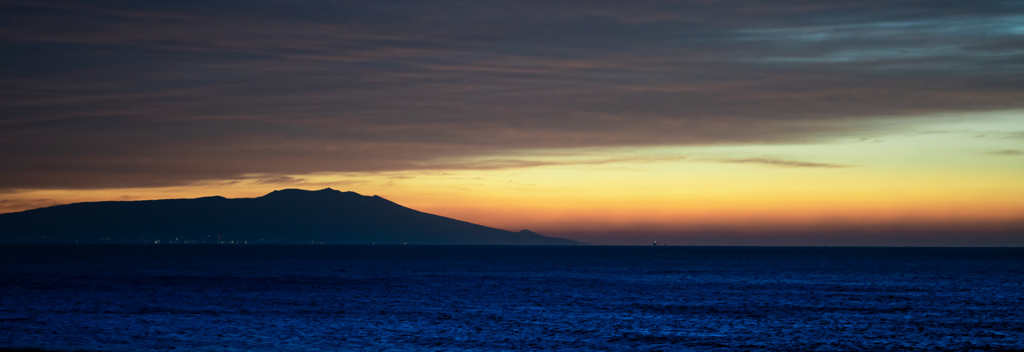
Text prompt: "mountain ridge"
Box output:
[[0, 188, 582, 245]]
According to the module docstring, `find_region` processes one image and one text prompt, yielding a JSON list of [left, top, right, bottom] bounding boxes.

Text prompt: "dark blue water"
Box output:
[[1, 245, 1022, 351]]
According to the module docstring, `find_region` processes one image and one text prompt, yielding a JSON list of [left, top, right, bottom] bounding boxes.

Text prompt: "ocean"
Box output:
[[1, 245, 1022, 351]]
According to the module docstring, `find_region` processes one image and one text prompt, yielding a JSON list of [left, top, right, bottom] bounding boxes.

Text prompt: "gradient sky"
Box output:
[[2, 0, 1023, 245]]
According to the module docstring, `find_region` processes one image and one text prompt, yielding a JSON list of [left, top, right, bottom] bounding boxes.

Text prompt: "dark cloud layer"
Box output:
[[2, 0, 1023, 190]]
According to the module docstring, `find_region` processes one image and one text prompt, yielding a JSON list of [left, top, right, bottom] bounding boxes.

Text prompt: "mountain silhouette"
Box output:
[[0, 188, 582, 245]]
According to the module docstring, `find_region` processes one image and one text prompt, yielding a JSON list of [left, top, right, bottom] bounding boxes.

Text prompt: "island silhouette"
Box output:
[[0, 188, 581, 245]]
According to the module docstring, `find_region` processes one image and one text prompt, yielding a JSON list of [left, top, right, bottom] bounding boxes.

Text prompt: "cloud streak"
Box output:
[[991, 150, 1023, 156], [716, 158, 850, 168]]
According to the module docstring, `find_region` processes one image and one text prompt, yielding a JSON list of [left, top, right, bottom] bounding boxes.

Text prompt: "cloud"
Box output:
[[717, 158, 850, 168], [248, 175, 306, 185], [0, 0, 1020, 190], [411, 155, 693, 171], [990, 150, 1023, 156]]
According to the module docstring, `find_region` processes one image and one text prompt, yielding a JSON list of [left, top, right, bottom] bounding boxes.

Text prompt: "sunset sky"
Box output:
[[2, 0, 1023, 245]]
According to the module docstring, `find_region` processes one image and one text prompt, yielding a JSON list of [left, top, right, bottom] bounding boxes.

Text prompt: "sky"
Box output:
[[1, 0, 1023, 245]]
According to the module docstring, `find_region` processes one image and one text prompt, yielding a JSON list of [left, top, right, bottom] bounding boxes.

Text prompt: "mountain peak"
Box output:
[[260, 188, 362, 199], [1, 190, 583, 245]]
